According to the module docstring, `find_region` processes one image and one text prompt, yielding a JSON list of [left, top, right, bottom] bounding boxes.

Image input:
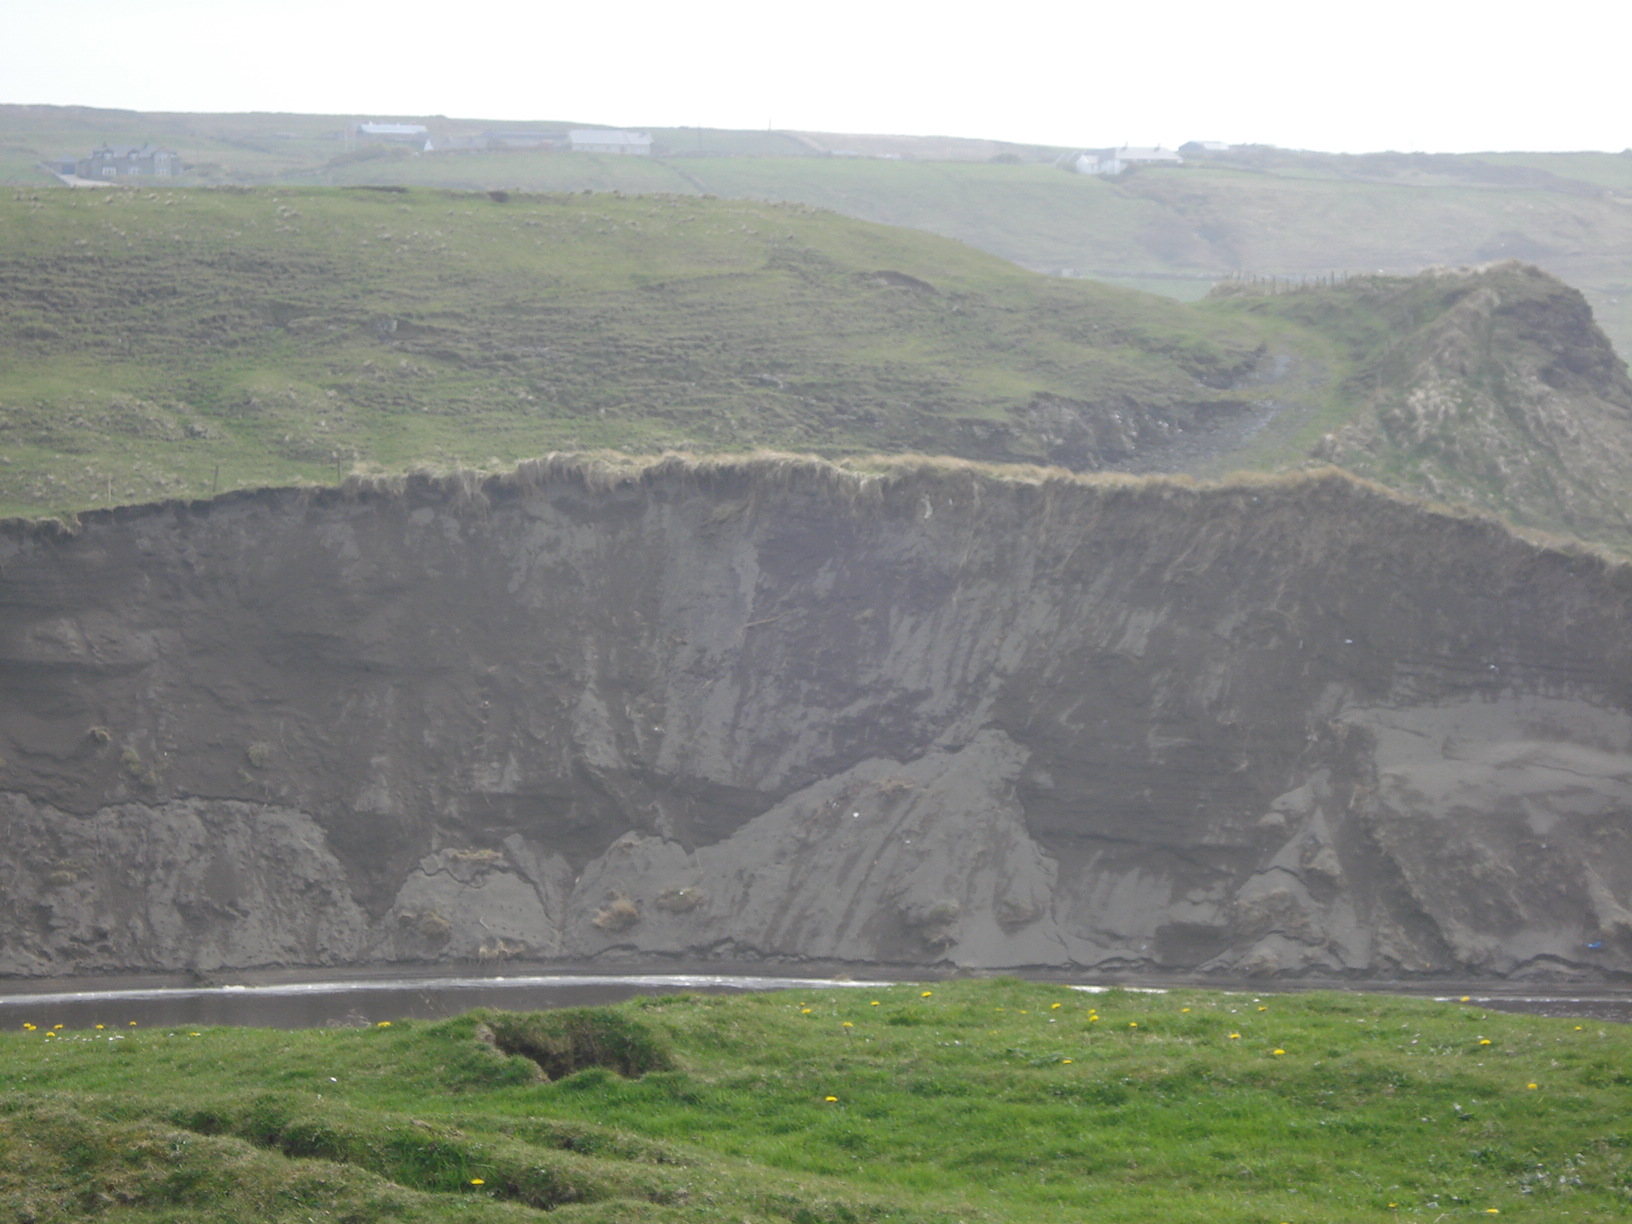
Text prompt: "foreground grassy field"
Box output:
[[3, 979, 1629, 1222]]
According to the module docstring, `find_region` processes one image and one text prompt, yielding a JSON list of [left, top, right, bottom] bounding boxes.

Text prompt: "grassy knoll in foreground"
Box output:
[[3, 980, 1630, 1223]]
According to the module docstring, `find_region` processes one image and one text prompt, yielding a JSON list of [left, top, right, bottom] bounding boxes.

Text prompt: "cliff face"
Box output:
[[4, 458, 1632, 981]]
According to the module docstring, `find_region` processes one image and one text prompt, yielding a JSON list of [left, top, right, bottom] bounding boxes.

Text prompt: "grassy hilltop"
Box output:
[[5, 980, 1632, 1223], [0, 184, 1283, 516]]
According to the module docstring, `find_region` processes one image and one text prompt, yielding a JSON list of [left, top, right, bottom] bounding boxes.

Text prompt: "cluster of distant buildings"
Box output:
[[50, 125, 656, 181], [53, 130, 1226, 183], [1062, 143, 1230, 176], [58, 144, 182, 179]]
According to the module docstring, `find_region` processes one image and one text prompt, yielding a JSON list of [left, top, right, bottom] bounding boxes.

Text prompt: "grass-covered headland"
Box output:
[[3, 980, 1629, 1223]]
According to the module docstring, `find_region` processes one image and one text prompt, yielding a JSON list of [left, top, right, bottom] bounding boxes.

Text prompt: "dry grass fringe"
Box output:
[[4, 448, 1627, 577]]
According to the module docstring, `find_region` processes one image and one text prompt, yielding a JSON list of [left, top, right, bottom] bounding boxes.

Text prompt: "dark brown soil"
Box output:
[[2, 457, 1631, 983]]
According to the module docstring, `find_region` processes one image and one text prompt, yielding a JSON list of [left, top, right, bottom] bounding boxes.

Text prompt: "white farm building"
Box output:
[[567, 129, 653, 155]]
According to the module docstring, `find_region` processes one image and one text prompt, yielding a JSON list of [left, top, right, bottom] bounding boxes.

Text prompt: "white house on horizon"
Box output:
[[567, 129, 653, 155], [1070, 146, 1184, 176]]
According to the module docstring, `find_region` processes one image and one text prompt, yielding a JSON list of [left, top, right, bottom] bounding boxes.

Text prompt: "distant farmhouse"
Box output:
[[567, 129, 653, 156], [356, 122, 430, 143], [75, 144, 181, 179], [1066, 146, 1184, 176]]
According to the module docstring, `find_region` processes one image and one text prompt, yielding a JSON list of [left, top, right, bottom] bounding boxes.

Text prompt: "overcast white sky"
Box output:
[[6, 0, 1625, 154]]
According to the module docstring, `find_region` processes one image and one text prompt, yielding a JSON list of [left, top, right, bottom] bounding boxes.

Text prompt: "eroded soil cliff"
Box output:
[[3, 457, 1631, 981]]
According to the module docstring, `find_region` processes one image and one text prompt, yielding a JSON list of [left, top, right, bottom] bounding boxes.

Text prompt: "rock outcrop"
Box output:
[[1295, 262, 1632, 550], [3, 456, 1631, 981]]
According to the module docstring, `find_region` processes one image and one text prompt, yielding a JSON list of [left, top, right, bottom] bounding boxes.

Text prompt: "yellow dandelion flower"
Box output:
[[95, 1024, 104, 1030], [1485, 1210, 1500, 1215], [190, 1032, 200, 1037], [1089, 1016, 1099, 1022], [1575, 1025, 1583, 1031], [1181, 1007, 1190, 1013], [1273, 1048, 1286, 1056], [841, 1021, 853, 1028], [1128, 1022, 1137, 1028], [920, 991, 933, 998], [1062, 1058, 1073, 1064], [53, 1024, 62, 1030], [1461, 996, 1472, 1002], [1228, 1033, 1241, 1039], [1258, 1006, 1268, 1011], [376, 1021, 392, 1027], [470, 1178, 485, 1186], [127, 1021, 137, 1027], [1479, 1039, 1491, 1045], [870, 1000, 880, 1006], [800, 1007, 812, 1014], [824, 1095, 838, 1102], [1050, 1002, 1062, 1010], [1526, 1082, 1538, 1090]]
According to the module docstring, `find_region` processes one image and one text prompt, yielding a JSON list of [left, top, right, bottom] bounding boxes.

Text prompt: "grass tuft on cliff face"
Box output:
[[4, 980, 1632, 1222]]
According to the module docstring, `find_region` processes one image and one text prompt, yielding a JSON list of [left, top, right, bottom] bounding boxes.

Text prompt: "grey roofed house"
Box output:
[[566, 129, 653, 155], [77, 144, 181, 179]]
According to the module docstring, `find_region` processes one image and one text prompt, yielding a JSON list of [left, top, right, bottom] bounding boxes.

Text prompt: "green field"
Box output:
[[6, 106, 1629, 363], [0, 185, 1290, 517], [7, 181, 1632, 555], [4, 980, 1630, 1223]]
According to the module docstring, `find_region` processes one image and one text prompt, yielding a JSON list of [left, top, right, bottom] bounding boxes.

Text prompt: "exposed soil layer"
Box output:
[[3, 457, 1632, 982]]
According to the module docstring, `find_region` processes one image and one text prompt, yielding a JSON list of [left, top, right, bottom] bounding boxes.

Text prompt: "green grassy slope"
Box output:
[[363, 153, 1632, 366], [0, 185, 1275, 516], [10, 182, 1632, 555], [290, 151, 1632, 360], [4, 981, 1632, 1223], [8, 106, 1629, 361], [0, 105, 370, 185]]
